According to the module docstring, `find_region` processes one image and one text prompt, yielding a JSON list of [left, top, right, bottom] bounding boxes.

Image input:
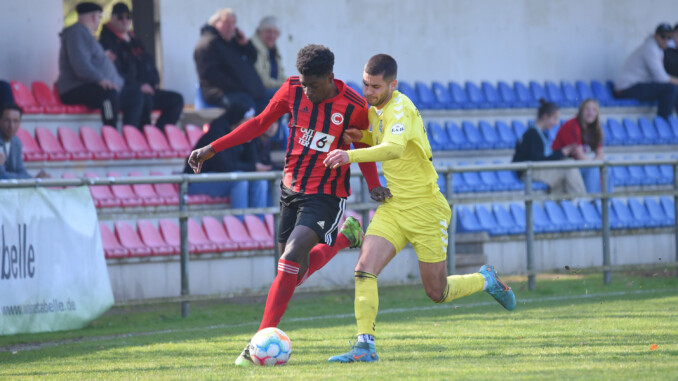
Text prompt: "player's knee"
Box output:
[[424, 285, 445, 302]]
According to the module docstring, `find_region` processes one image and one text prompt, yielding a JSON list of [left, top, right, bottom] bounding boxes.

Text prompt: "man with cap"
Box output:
[[615, 23, 678, 119], [99, 2, 184, 130]]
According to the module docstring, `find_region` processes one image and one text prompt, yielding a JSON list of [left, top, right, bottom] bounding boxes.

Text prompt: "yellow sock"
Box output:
[[436, 273, 485, 303], [355, 271, 378, 336]]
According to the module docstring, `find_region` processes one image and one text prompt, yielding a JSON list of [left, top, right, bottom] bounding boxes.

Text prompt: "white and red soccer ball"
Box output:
[[249, 327, 292, 366]]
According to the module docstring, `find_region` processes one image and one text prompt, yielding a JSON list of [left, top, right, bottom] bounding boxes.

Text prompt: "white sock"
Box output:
[[483, 277, 488, 291], [357, 334, 375, 345]]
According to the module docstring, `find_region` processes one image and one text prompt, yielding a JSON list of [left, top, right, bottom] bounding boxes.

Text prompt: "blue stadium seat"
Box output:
[[575, 81, 595, 101], [431, 81, 456, 109], [653, 116, 678, 144], [427, 121, 452, 150], [533, 203, 558, 233], [475, 160, 507, 191], [668, 116, 678, 139], [346, 81, 362, 95], [637, 117, 662, 144], [497, 81, 526, 108], [623, 156, 652, 185], [622, 118, 645, 145], [644, 197, 673, 226], [529, 81, 549, 102], [544, 200, 578, 232], [659, 196, 675, 222], [493, 160, 524, 191], [496, 121, 518, 148], [478, 120, 502, 149], [195, 85, 220, 110], [607, 80, 641, 106], [475, 205, 508, 235], [560, 80, 581, 106], [481, 81, 509, 108], [512, 120, 528, 140], [465, 81, 492, 109], [657, 156, 674, 184], [456, 205, 485, 233], [560, 199, 590, 230], [445, 121, 472, 150], [627, 198, 660, 228], [415, 81, 442, 110], [601, 119, 613, 146], [606, 118, 628, 146], [545, 81, 573, 107], [436, 172, 445, 192], [642, 161, 669, 184], [461, 120, 491, 149], [595, 200, 624, 230], [509, 203, 527, 231], [397, 81, 421, 108], [590, 80, 615, 106], [578, 200, 602, 230], [492, 204, 524, 234], [611, 198, 644, 228], [452, 172, 470, 193], [513, 81, 537, 107], [448, 81, 473, 109], [458, 162, 490, 192], [610, 163, 633, 187]]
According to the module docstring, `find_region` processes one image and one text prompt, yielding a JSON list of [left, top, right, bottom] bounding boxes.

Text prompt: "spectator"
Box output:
[[512, 99, 585, 195], [251, 16, 285, 99], [0, 104, 49, 179], [0, 80, 14, 106], [194, 8, 266, 128], [182, 104, 271, 219], [551, 99, 610, 193], [615, 23, 678, 119], [56, 2, 127, 127], [99, 2, 184, 130]]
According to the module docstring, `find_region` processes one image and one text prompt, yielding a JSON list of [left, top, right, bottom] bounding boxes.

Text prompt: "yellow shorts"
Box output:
[[366, 192, 452, 263]]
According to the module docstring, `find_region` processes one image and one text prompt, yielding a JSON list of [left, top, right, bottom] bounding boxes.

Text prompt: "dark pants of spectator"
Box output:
[[139, 89, 185, 129], [617, 82, 678, 120], [60, 83, 120, 126], [0, 80, 15, 106]]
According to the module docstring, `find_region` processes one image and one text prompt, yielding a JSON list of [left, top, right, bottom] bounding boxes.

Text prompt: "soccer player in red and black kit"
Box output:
[[188, 44, 389, 366]]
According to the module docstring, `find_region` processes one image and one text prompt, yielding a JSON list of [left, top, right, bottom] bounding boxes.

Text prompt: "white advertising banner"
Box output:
[[0, 186, 114, 335]]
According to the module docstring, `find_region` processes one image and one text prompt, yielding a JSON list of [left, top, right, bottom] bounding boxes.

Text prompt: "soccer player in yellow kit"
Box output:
[[324, 54, 516, 362]]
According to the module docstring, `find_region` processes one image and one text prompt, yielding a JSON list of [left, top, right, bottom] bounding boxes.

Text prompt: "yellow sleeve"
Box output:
[[358, 130, 373, 146], [346, 141, 405, 163]]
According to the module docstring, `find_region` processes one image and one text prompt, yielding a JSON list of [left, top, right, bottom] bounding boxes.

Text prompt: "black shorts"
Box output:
[[278, 185, 346, 246]]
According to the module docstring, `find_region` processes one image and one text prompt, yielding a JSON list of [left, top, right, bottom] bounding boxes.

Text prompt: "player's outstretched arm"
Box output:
[[187, 144, 216, 174]]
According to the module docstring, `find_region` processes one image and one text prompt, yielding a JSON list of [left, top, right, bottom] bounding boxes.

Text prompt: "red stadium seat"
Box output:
[[84, 172, 121, 208], [114, 221, 153, 257], [223, 215, 260, 250], [187, 218, 219, 253], [99, 222, 129, 258], [158, 218, 205, 253], [122, 125, 157, 159], [51, 84, 90, 114], [79, 126, 115, 160], [201, 216, 239, 252], [9, 81, 43, 113], [128, 171, 166, 206], [136, 220, 176, 255], [165, 124, 192, 157], [265, 213, 275, 237], [34, 127, 70, 161], [101, 125, 135, 159], [149, 171, 180, 205], [143, 124, 178, 158], [57, 126, 92, 160], [107, 171, 144, 207], [30, 81, 66, 114], [243, 214, 274, 249], [185, 124, 204, 147], [15, 128, 48, 161]]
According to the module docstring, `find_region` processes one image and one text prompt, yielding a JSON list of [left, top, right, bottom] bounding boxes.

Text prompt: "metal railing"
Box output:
[[2, 158, 677, 315]]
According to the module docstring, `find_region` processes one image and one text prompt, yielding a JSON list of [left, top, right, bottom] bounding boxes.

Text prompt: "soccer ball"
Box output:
[[249, 327, 292, 366]]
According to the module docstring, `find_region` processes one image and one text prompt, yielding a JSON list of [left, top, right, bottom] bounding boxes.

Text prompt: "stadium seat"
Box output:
[[461, 121, 490, 149], [642, 162, 669, 185], [508, 203, 527, 232], [545, 81, 572, 107], [492, 204, 523, 234], [122, 125, 157, 159], [622, 118, 645, 145], [496, 120, 518, 148], [627, 198, 660, 228], [201, 216, 239, 252], [9, 81, 43, 113], [481, 81, 508, 109], [637, 117, 662, 144], [222, 215, 260, 250], [606, 80, 640, 106], [431, 81, 456, 109], [590, 80, 615, 106], [265, 214, 275, 236], [475, 205, 507, 235], [465, 81, 492, 109], [653, 116, 677, 144], [559, 199, 590, 230], [34, 127, 71, 160], [610, 164, 632, 187], [601, 120, 613, 145], [659, 196, 675, 222], [543, 200, 578, 232], [606, 118, 628, 146], [15, 128, 48, 161], [99, 222, 128, 258], [427, 121, 453, 150], [414, 81, 441, 109], [458, 162, 490, 192], [475, 162, 506, 191], [158, 218, 189, 253], [560, 80, 581, 107], [57, 126, 92, 160], [513, 81, 537, 108], [478, 120, 503, 148], [142, 125, 178, 158], [397, 81, 421, 108], [493, 160, 524, 191], [346, 81, 362, 95], [529, 81, 549, 103], [668, 116, 678, 139], [575, 81, 595, 101], [79, 126, 116, 160], [51, 83, 90, 114], [444, 121, 472, 150], [243, 214, 275, 249], [127, 171, 167, 206], [101, 125, 135, 159], [594, 200, 624, 229], [187, 218, 219, 253], [136, 220, 177, 255], [114, 221, 153, 256], [611, 199, 644, 229], [644, 197, 673, 227], [185, 124, 204, 148], [497, 81, 525, 108], [30, 81, 66, 114], [456, 205, 485, 233], [150, 171, 180, 205], [84, 172, 121, 208], [448, 81, 472, 109], [107, 171, 144, 207], [165, 125, 192, 157], [533, 203, 558, 233], [577, 200, 602, 230], [195, 85, 220, 109], [512, 120, 527, 140]]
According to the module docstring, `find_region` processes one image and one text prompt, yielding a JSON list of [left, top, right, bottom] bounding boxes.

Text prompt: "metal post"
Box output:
[[445, 171, 455, 275], [360, 176, 370, 230], [674, 163, 678, 279], [272, 177, 282, 275], [601, 164, 611, 284], [524, 166, 535, 291], [178, 179, 190, 317]]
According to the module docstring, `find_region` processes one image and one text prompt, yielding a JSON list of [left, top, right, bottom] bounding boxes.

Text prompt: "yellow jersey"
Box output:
[[348, 90, 439, 207]]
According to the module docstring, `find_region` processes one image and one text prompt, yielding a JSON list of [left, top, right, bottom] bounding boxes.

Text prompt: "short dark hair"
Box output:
[[536, 98, 558, 119], [296, 44, 334, 77], [364, 54, 397, 82], [1, 103, 23, 116]]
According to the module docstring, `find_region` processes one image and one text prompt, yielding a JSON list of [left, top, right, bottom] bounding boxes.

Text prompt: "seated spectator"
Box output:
[[251, 16, 285, 99], [615, 23, 678, 119], [183, 105, 271, 218], [0, 80, 14, 106], [512, 99, 585, 195], [56, 2, 127, 127], [194, 8, 266, 128], [0, 104, 49, 179], [99, 2, 184, 130], [552, 99, 610, 193]]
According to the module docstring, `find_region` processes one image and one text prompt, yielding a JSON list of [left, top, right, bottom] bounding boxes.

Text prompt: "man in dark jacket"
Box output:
[[193, 8, 266, 127], [99, 2, 184, 129]]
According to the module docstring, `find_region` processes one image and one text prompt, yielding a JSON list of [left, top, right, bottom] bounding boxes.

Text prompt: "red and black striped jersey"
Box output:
[[211, 76, 371, 198]]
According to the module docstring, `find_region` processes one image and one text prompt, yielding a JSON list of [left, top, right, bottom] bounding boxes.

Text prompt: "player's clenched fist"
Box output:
[[187, 145, 216, 174], [324, 149, 349, 169]]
